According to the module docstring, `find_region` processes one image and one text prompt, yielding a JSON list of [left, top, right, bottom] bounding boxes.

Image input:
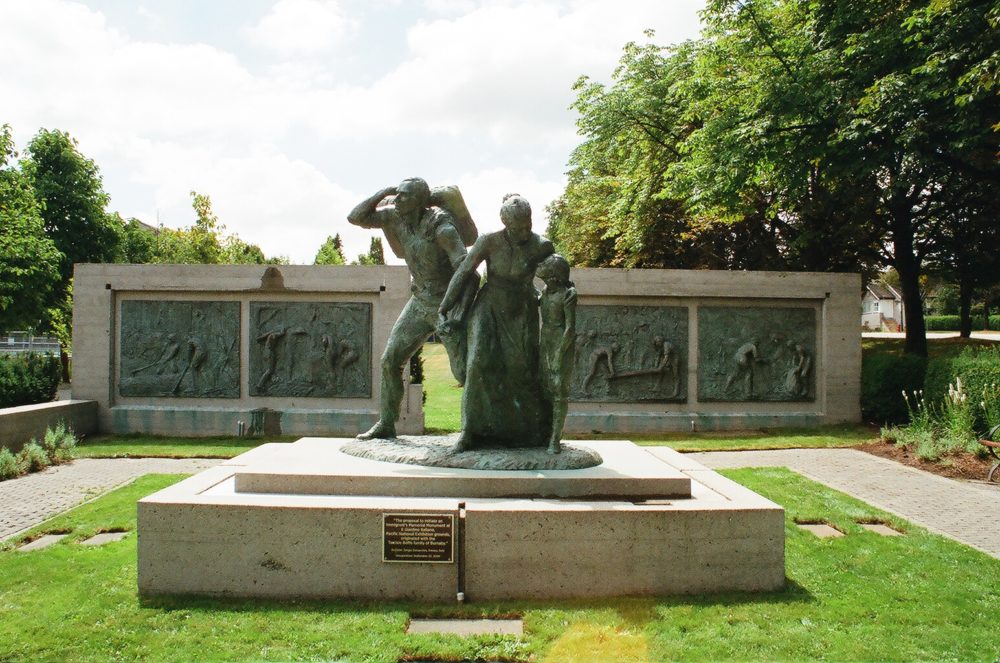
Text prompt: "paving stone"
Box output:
[[797, 523, 843, 538], [16, 534, 68, 551], [0, 458, 220, 543], [406, 618, 523, 636], [860, 523, 903, 537], [690, 448, 1000, 558], [81, 531, 130, 546]]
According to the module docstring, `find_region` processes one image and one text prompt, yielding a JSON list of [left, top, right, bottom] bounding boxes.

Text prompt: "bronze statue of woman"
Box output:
[[438, 194, 554, 452]]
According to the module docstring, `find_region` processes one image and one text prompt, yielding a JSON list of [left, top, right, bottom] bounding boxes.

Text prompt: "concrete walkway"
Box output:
[[0, 458, 219, 542], [689, 448, 1000, 558]]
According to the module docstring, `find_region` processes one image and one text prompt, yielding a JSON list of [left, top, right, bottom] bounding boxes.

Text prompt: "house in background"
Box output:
[[862, 282, 905, 331]]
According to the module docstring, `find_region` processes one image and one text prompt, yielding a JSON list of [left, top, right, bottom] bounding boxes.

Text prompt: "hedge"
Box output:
[[861, 352, 928, 424], [0, 353, 61, 408], [862, 344, 1000, 427], [925, 315, 1000, 331], [923, 345, 1000, 429]]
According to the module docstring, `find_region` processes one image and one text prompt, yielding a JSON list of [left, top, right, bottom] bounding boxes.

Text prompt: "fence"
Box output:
[[0, 332, 61, 356]]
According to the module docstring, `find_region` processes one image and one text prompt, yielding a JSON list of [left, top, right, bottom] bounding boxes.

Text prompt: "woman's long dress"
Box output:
[[461, 233, 551, 447]]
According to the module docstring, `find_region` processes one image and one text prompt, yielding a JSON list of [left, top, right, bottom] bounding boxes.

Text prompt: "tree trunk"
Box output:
[[985, 296, 992, 331], [958, 276, 973, 338], [891, 210, 927, 356]]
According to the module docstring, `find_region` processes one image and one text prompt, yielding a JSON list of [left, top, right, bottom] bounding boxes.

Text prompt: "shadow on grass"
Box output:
[[140, 579, 813, 619]]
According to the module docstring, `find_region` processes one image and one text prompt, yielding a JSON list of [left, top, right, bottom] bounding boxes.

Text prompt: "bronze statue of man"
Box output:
[[347, 177, 475, 439]]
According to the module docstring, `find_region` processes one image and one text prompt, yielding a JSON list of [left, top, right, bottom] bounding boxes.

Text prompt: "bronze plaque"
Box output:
[[382, 513, 455, 564]]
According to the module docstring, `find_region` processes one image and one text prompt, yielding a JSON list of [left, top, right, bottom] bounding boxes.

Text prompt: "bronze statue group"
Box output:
[[348, 178, 576, 454]]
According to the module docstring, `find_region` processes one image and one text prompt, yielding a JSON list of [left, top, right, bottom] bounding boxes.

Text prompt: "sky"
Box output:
[[1, 0, 705, 264]]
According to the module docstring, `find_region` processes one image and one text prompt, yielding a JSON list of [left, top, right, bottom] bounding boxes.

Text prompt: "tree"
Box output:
[[22, 129, 121, 286], [117, 217, 157, 264], [548, 31, 883, 276], [669, 0, 999, 356], [354, 237, 385, 265], [149, 192, 280, 265], [0, 125, 62, 331], [314, 233, 346, 265], [923, 185, 1000, 337]]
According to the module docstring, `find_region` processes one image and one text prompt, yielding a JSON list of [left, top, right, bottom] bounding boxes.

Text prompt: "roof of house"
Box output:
[[866, 282, 901, 300]]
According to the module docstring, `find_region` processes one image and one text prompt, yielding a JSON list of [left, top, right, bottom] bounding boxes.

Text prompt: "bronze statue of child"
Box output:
[[536, 254, 577, 454]]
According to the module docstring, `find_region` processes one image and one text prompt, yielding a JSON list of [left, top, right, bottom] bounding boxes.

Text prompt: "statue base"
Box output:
[[138, 438, 785, 601], [340, 434, 602, 471]]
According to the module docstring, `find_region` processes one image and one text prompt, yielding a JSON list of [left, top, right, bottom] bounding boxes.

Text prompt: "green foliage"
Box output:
[[883, 376, 988, 460], [924, 345, 1000, 429], [116, 218, 157, 264], [558, 0, 1000, 356], [22, 129, 120, 285], [0, 447, 21, 480], [314, 233, 346, 265], [354, 236, 386, 265], [860, 352, 928, 424], [140, 192, 283, 265], [925, 314, 1000, 331], [0, 124, 62, 331], [882, 345, 1000, 459], [0, 423, 78, 482], [17, 441, 50, 473], [0, 352, 61, 408], [40, 421, 77, 463]]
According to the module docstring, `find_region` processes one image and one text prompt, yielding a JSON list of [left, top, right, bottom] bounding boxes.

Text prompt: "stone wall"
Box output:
[[0, 400, 98, 451], [73, 264, 422, 437], [73, 264, 860, 437], [564, 268, 861, 432]]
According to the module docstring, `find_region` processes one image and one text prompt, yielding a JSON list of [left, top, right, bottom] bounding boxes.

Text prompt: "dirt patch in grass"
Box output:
[[856, 439, 996, 482]]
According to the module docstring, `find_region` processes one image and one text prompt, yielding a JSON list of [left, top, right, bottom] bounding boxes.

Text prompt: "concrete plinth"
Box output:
[[138, 439, 784, 600]]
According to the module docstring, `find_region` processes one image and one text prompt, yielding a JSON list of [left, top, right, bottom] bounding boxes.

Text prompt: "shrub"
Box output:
[[40, 421, 77, 463], [0, 447, 22, 480], [924, 346, 1000, 431], [861, 352, 928, 424], [0, 352, 61, 408], [925, 315, 1000, 331], [18, 442, 50, 473]]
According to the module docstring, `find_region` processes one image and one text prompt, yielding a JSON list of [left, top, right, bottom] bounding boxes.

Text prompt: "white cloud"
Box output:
[[115, 139, 366, 264], [304, 0, 703, 145], [244, 0, 357, 56], [0, 0, 704, 265]]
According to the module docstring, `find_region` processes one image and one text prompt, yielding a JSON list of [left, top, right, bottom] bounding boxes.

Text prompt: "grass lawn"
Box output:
[[862, 334, 999, 358], [71, 435, 270, 459], [2, 471, 997, 662], [421, 342, 876, 450]]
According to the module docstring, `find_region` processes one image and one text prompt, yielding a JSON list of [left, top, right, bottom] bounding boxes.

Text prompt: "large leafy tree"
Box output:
[[555, 0, 997, 355], [0, 125, 61, 331], [22, 129, 121, 286], [672, 0, 999, 355]]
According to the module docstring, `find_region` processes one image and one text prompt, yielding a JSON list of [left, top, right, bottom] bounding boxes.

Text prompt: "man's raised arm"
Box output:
[[347, 186, 397, 228]]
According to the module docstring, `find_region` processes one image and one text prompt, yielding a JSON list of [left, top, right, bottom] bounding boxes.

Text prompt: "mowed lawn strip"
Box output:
[[71, 435, 266, 459], [1, 471, 997, 662]]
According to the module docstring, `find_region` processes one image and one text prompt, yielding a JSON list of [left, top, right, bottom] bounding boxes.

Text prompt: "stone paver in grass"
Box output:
[[16, 534, 68, 551], [81, 531, 129, 546], [686, 448, 1000, 558], [406, 619, 524, 636], [0, 458, 220, 542], [796, 523, 844, 538], [860, 522, 903, 536]]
